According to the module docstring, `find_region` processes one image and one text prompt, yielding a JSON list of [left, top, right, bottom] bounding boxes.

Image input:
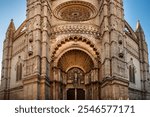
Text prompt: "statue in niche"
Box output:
[[74, 72, 81, 86], [74, 72, 78, 83], [67, 67, 84, 86]]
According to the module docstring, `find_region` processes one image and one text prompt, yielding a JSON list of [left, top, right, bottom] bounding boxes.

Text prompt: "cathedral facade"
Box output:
[[0, 0, 150, 100]]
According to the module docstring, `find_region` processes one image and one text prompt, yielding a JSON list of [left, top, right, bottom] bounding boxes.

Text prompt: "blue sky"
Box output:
[[124, 0, 150, 51], [0, 0, 150, 79]]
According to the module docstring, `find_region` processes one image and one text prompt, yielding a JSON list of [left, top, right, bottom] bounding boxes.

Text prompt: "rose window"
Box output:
[[54, 1, 97, 21]]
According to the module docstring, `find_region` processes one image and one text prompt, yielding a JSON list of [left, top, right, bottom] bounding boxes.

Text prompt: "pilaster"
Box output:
[[100, 0, 129, 99]]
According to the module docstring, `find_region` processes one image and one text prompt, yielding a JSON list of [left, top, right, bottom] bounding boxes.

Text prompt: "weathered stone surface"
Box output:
[[0, 0, 150, 100]]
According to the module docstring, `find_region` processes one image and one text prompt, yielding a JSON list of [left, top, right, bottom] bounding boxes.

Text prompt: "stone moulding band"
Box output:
[[51, 36, 101, 61], [51, 23, 100, 37]]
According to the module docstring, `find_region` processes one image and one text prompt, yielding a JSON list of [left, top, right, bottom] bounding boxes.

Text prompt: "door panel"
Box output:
[[67, 89, 75, 100], [67, 88, 85, 100], [77, 89, 85, 100]]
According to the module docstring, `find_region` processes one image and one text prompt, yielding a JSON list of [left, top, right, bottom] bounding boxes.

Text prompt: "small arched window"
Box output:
[[16, 63, 22, 81], [16, 56, 23, 81], [129, 59, 135, 83]]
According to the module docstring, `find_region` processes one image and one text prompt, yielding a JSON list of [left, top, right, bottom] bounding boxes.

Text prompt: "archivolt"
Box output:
[[51, 36, 100, 61]]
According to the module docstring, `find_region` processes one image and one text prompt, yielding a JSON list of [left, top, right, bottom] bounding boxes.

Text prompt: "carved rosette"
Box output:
[[53, 1, 97, 21]]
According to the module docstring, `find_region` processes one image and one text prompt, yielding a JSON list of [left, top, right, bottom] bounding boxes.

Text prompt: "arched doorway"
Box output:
[[51, 49, 100, 100]]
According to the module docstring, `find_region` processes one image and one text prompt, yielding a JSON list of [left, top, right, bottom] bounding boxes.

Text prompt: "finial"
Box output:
[[136, 20, 143, 32], [11, 19, 13, 22]]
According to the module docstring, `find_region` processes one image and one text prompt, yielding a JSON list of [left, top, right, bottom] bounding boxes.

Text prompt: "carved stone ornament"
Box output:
[[28, 45, 33, 56], [67, 67, 84, 85], [118, 46, 124, 58], [28, 33, 33, 42], [53, 1, 97, 21], [51, 23, 100, 38]]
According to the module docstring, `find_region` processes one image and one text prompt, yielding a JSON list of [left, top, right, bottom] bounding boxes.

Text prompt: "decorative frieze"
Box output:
[[51, 24, 100, 38]]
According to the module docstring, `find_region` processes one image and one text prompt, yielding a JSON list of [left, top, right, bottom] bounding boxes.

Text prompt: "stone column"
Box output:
[[23, 0, 42, 100], [52, 67, 63, 100], [90, 68, 100, 99]]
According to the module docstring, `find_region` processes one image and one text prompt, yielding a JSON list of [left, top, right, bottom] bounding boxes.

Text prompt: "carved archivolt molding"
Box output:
[[51, 36, 100, 60], [51, 23, 100, 38], [58, 49, 94, 72], [53, 1, 97, 21]]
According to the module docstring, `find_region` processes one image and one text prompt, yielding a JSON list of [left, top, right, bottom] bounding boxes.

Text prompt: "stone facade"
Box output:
[[0, 0, 150, 100]]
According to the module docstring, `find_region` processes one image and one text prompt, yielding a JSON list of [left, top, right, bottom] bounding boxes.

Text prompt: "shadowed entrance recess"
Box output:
[[67, 89, 85, 100], [57, 49, 95, 100]]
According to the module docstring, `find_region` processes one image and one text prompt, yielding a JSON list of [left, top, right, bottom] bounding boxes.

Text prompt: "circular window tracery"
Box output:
[[53, 1, 97, 21]]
